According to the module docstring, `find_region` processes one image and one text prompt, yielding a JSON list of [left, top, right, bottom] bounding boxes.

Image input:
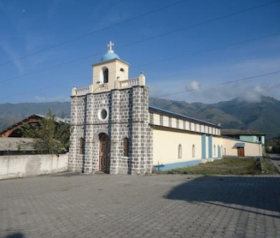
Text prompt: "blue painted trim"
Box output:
[[208, 135, 213, 158], [154, 159, 202, 171], [202, 134, 206, 159]]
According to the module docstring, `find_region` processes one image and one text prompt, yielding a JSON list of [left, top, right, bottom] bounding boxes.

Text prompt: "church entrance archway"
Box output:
[[99, 133, 110, 173]]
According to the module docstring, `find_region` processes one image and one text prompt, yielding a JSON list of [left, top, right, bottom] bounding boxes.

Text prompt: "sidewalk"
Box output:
[[269, 154, 280, 173]]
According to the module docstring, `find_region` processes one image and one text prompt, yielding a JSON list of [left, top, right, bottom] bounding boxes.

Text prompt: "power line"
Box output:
[[123, 0, 280, 50], [157, 70, 280, 99], [133, 31, 280, 68], [1, 30, 279, 84], [1, 65, 280, 103], [152, 69, 280, 110], [0, 2, 279, 100], [0, 0, 190, 67], [0, 0, 279, 68]]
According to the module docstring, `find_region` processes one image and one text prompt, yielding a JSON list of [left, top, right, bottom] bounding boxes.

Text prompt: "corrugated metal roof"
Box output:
[[149, 106, 220, 127], [222, 129, 265, 136], [236, 142, 245, 147], [34, 114, 70, 124]]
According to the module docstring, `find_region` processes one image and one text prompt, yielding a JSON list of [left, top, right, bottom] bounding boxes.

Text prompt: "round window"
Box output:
[[100, 109, 107, 120], [98, 108, 109, 121]]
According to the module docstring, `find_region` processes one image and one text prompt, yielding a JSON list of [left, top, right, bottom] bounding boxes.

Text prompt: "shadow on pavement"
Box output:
[[2, 233, 26, 238], [164, 176, 280, 218]]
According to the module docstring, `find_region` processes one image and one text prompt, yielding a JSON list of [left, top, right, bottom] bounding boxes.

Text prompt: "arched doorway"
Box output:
[[99, 133, 110, 173]]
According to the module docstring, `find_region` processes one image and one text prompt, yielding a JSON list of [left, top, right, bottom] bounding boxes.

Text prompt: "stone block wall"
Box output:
[[69, 85, 152, 175]]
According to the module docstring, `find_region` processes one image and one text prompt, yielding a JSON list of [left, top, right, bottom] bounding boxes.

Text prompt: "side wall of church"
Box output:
[[153, 128, 203, 171], [69, 86, 153, 175], [152, 128, 263, 171]]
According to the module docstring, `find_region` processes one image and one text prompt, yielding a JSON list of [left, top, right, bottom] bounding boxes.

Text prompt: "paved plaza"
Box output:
[[0, 173, 280, 238]]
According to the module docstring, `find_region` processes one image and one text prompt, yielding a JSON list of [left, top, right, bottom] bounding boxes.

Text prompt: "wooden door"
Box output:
[[237, 147, 245, 157], [99, 133, 110, 173]]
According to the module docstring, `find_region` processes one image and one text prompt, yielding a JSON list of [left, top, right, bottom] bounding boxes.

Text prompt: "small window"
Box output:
[[178, 144, 182, 159], [79, 137, 84, 154], [169, 117, 172, 127], [120, 68, 125, 72], [103, 67, 109, 83], [123, 137, 129, 157], [176, 119, 179, 128], [192, 144, 195, 157]]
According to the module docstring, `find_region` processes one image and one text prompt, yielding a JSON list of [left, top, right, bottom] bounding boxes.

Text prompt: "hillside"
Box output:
[[0, 96, 279, 138]]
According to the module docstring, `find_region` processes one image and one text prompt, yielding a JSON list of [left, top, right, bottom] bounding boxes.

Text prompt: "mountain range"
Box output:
[[0, 96, 279, 138]]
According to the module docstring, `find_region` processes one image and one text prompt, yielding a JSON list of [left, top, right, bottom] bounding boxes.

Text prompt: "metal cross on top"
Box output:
[[108, 41, 114, 52]]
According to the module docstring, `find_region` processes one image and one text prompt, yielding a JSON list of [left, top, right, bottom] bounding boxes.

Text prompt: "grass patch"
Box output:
[[161, 158, 264, 175]]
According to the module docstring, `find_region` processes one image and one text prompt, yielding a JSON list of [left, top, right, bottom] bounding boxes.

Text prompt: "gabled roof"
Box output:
[[0, 114, 70, 137], [149, 106, 220, 128], [222, 129, 265, 136]]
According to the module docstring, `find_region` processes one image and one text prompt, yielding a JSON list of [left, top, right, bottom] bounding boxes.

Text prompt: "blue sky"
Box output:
[[0, 0, 279, 104]]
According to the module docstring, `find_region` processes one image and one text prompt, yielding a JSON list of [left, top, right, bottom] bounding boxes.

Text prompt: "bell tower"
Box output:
[[92, 41, 129, 92], [69, 42, 151, 175]]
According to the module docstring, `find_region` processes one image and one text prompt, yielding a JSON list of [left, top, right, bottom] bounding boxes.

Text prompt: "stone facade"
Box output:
[[69, 85, 153, 175]]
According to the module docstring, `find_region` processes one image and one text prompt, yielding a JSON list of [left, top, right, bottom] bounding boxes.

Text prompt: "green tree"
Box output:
[[22, 110, 70, 154]]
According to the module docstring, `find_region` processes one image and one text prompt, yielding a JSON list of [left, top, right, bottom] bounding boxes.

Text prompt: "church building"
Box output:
[[69, 42, 263, 175]]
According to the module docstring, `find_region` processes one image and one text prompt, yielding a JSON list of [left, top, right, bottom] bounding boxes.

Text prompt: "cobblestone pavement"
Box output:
[[0, 174, 280, 238]]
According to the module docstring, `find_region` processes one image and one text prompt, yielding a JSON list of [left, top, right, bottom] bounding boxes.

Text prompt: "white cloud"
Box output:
[[186, 81, 200, 92], [149, 56, 280, 103], [239, 89, 262, 103], [254, 86, 263, 94]]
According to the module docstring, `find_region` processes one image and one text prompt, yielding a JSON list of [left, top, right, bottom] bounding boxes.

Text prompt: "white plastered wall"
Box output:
[[153, 114, 160, 125], [93, 60, 129, 91], [212, 136, 223, 158], [153, 128, 202, 166]]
